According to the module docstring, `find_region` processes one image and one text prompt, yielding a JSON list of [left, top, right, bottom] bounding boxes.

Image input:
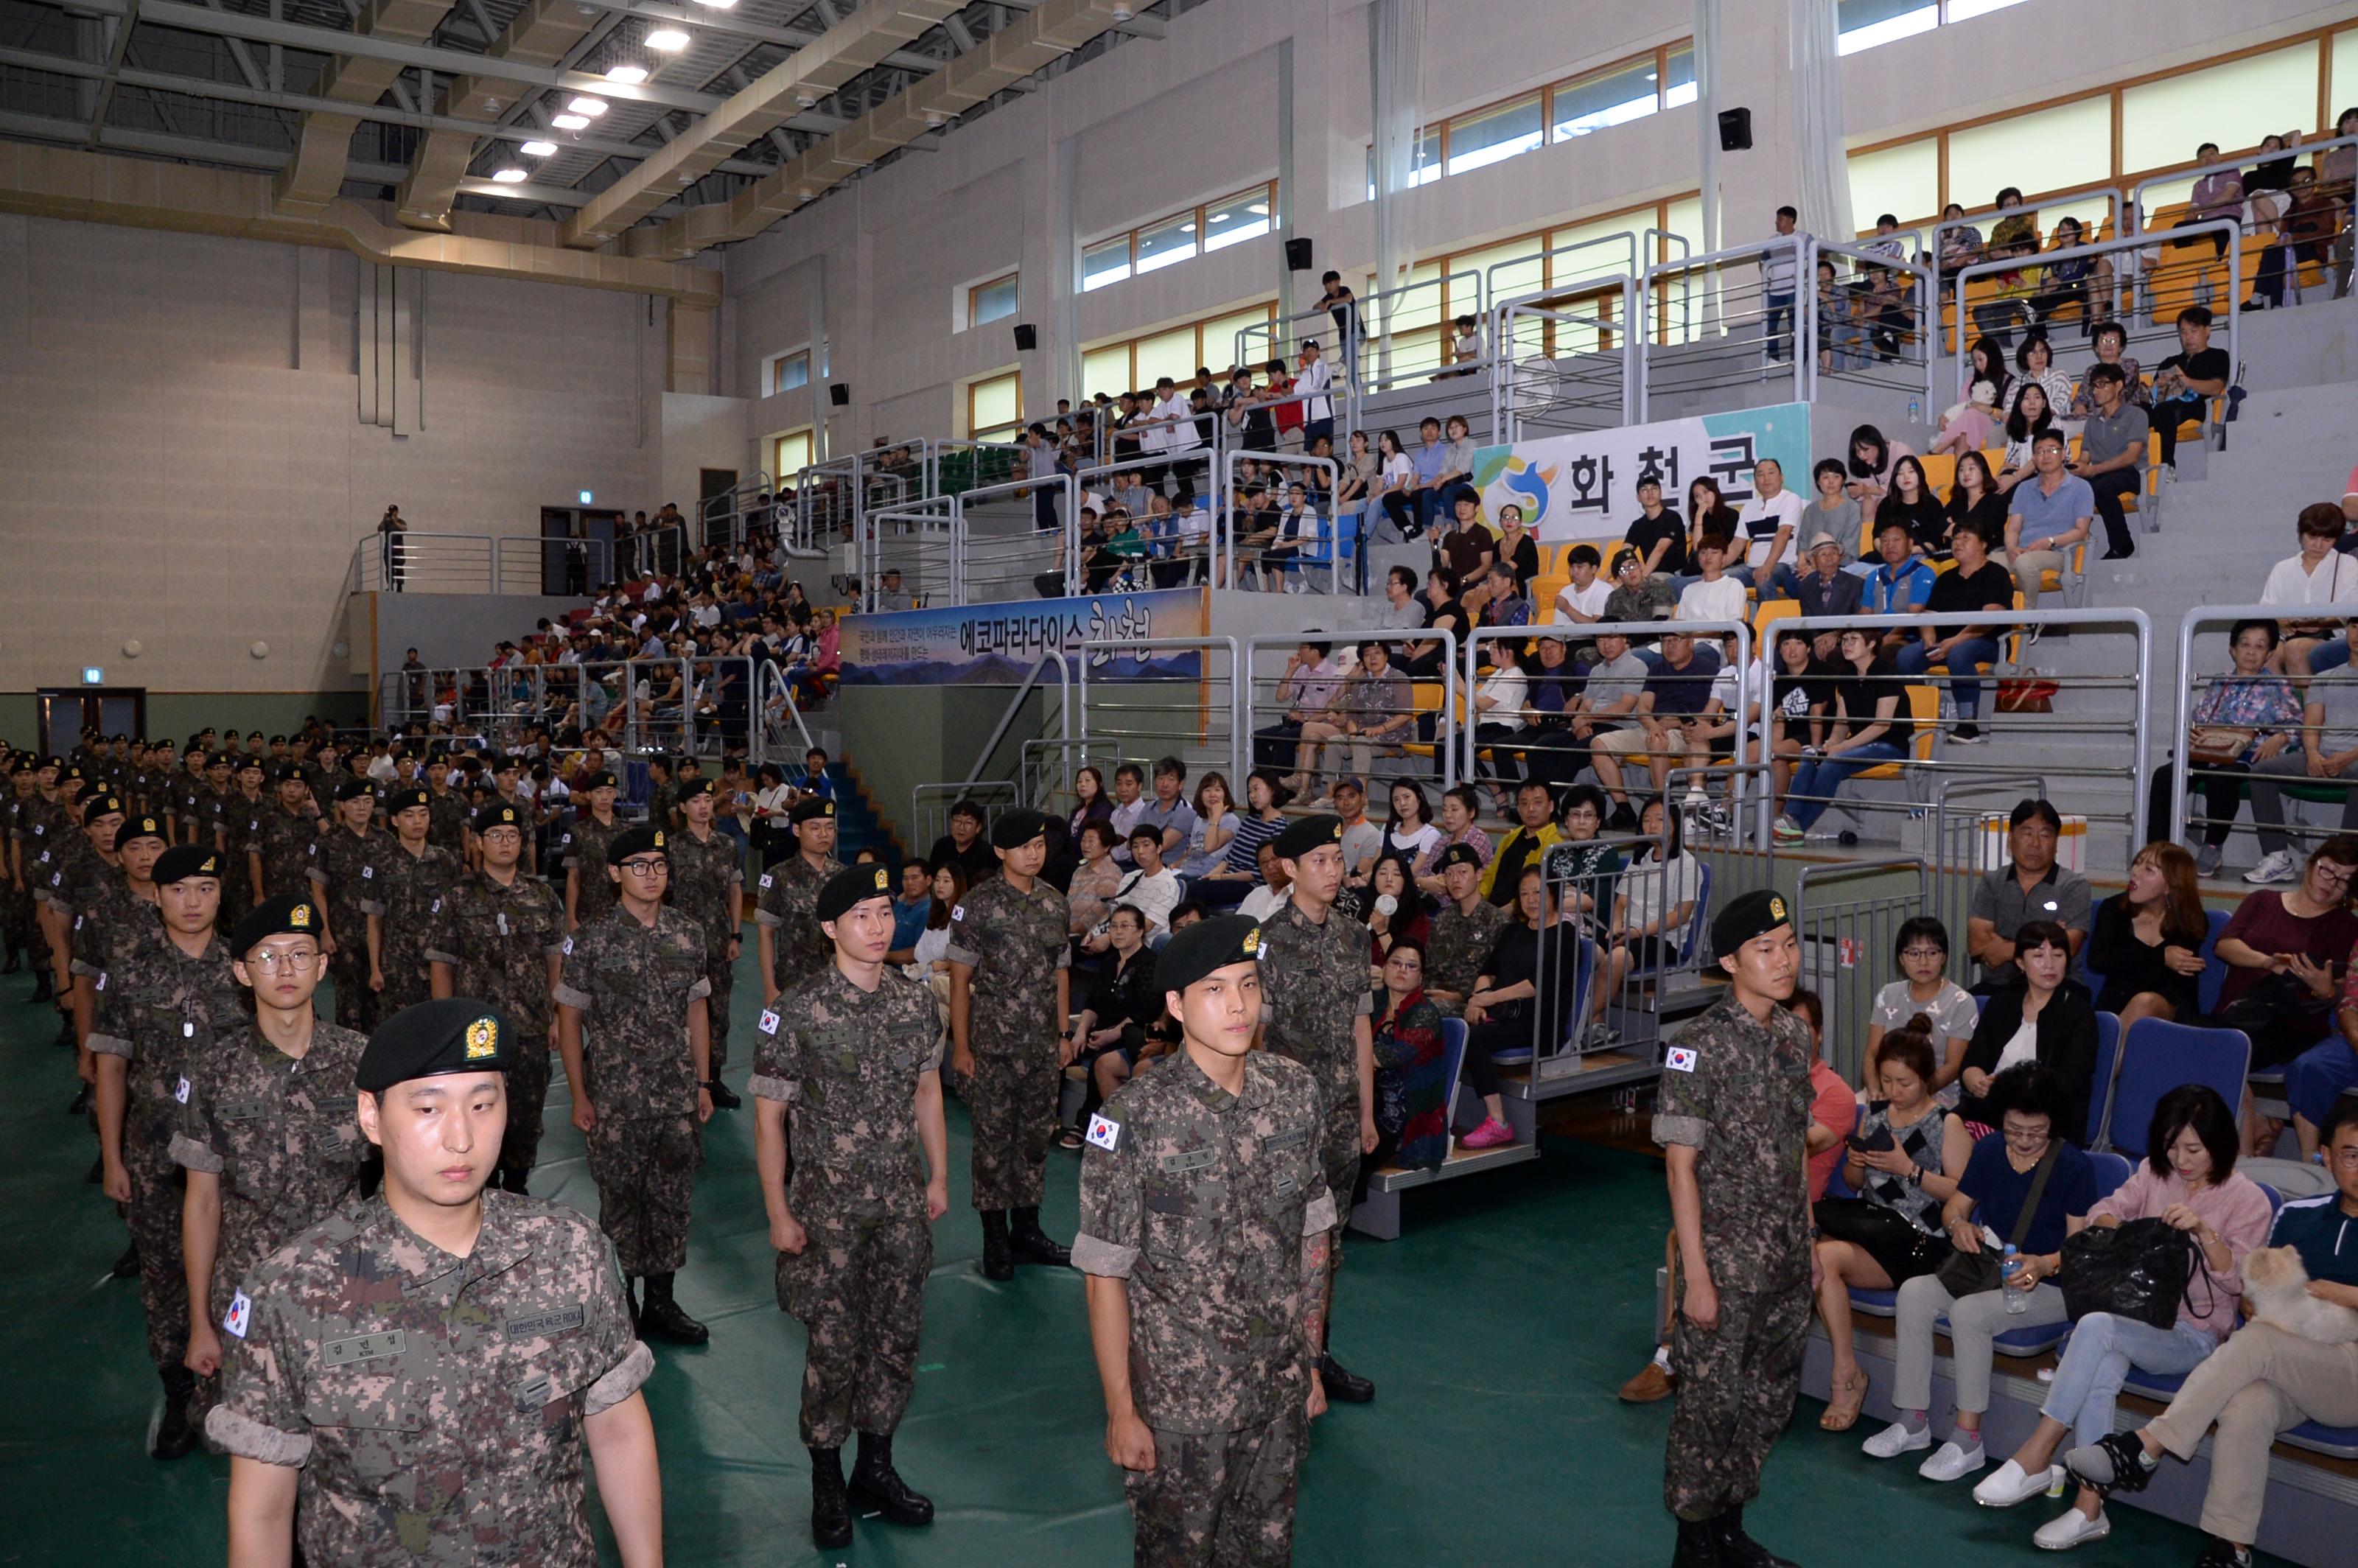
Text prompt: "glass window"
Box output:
[[1948, 97, 2112, 209], [1379, 259, 1446, 335], [1136, 211, 1197, 276], [1082, 344, 1133, 400], [1663, 43, 1696, 109], [1655, 197, 1708, 345], [2336, 29, 2358, 127], [1548, 214, 1645, 291], [2120, 43, 2320, 178], [968, 372, 1020, 437], [1082, 237, 1131, 293], [1837, 0, 1937, 55], [771, 351, 808, 396], [1448, 94, 1544, 175], [1202, 305, 1278, 375], [773, 430, 811, 479], [970, 273, 1018, 327], [1203, 186, 1272, 253], [1454, 237, 1544, 315], [1945, 0, 2034, 20], [1551, 56, 1660, 139], [1847, 138, 1939, 231], [1132, 326, 1197, 390]]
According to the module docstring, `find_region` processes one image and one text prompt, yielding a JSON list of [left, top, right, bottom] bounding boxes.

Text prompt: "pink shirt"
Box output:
[[1808, 1059, 1856, 1203], [2088, 1166, 2274, 1338]]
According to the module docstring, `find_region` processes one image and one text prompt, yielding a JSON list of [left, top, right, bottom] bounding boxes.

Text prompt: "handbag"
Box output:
[[2187, 725, 2257, 766], [1934, 1142, 2058, 1298], [1995, 670, 2059, 714], [2060, 1217, 2206, 1329], [1814, 1197, 1949, 1278]]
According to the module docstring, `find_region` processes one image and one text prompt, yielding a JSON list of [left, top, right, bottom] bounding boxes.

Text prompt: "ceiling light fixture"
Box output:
[[521, 140, 557, 155], [551, 113, 591, 130], [688, 0, 736, 9], [566, 96, 610, 116], [646, 27, 690, 50], [491, 167, 529, 183], [605, 63, 649, 84]]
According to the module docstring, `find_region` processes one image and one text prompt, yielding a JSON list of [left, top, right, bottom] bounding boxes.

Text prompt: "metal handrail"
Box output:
[[858, 502, 955, 613], [958, 654, 1072, 797], [1488, 279, 1641, 438], [1643, 227, 1694, 340], [1079, 635, 1245, 788], [1215, 449, 1343, 595], [2167, 603, 2334, 860], [1355, 264, 1486, 394], [1640, 235, 1813, 414], [949, 470, 1081, 604], [1810, 235, 1936, 413], [755, 657, 817, 764], [1931, 184, 2127, 300], [2127, 133, 2358, 233], [1945, 219, 2240, 391]]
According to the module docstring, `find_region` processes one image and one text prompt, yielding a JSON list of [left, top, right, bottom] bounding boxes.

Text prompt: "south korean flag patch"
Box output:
[[1665, 1046, 1698, 1074], [758, 872, 774, 890], [174, 1076, 191, 1105], [1084, 1113, 1122, 1152], [223, 1290, 253, 1340], [758, 1008, 781, 1037]]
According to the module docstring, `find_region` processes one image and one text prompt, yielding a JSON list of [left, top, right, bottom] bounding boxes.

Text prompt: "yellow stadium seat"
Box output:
[[1850, 686, 1942, 781]]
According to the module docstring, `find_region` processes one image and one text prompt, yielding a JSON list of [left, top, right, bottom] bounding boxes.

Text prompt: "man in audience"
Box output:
[[1333, 777, 1383, 884], [2003, 431, 2093, 609], [1598, 631, 1713, 800], [1675, 536, 1746, 626], [1437, 493, 1497, 587], [1480, 780, 1563, 906], [1730, 457, 1805, 601], [1763, 205, 1801, 362], [1133, 757, 1197, 867], [2071, 363, 2149, 561], [1864, 518, 1937, 653], [1384, 416, 1450, 539], [1295, 339, 1334, 452], [1579, 632, 1653, 831], [1624, 470, 1689, 581], [2245, 616, 2358, 885], [1379, 564, 1429, 631], [2149, 304, 2232, 472], [1796, 531, 1864, 618], [1965, 798, 2091, 989], [1553, 544, 1612, 627], [1900, 519, 2011, 743]]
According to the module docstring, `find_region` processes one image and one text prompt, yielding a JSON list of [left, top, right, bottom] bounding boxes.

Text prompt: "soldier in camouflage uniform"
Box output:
[[2, 755, 39, 976], [1076, 916, 1337, 1568], [309, 777, 385, 1034], [1422, 843, 1506, 1016], [755, 795, 842, 1004], [69, 809, 164, 1110], [752, 862, 949, 1548], [554, 824, 716, 1343], [172, 895, 367, 1426], [88, 842, 241, 1460], [423, 752, 471, 856], [214, 755, 265, 930], [945, 806, 1073, 1278], [243, 763, 320, 906], [20, 759, 76, 1003], [668, 778, 745, 1106], [1652, 889, 1814, 1568], [564, 769, 624, 931], [360, 786, 460, 1015], [427, 802, 566, 1192], [205, 998, 663, 1567], [645, 755, 679, 834], [1256, 814, 1379, 1406]]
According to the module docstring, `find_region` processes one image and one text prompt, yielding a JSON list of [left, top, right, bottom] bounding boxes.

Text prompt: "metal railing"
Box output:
[[1491, 286, 1641, 439], [2127, 132, 2358, 247], [1352, 265, 1487, 396], [1239, 630, 1451, 799], [1078, 635, 1246, 791], [1214, 450, 1343, 595], [351, 532, 615, 596], [754, 658, 818, 766], [1931, 186, 2127, 302], [1792, 857, 1932, 1085], [858, 502, 955, 612], [696, 470, 774, 553], [1813, 237, 1935, 412], [1640, 236, 1813, 416], [909, 780, 1021, 857], [615, 524, 685, 584], [948, 471, 1080, 604]]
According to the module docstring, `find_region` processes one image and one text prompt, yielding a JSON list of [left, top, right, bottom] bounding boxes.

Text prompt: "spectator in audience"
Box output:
[[1461, 863, 1589, 1144], [1808, 458, 1864, 564], [1480, 779, 1563, 907], [1864, 1063, 2098, 1480], [1775, 627, 1912, 842], [1364, 853, 1430, 975], [2071, 363, 2150, 561], [1550, 544, 1612, 628], [1494, 505, 1541, 599], [2210, 839, 2358, 1116], [1082, 827, 1181, 942], [1899, 519, 2011, 743], [1684, 477, 1743, 570], [1061, 903, 1164, 1144], [1956, 919, 2099, 1138], [1844, 424, 1913, 537], [2150, 306, 2232, 472], [1974, 1085, 2271, 1549], [2003, 430, 2093, 608], [1189, 769, 1290, 911], [913, 863, 968, 998], [1432, 414, 1479, 527], [1469, 638, 1531, 804], [1603, 629, 1714, 800], [1675, 534, 1747, 626], [1232, 841, 1292, 923], [1968, 799, 2093, 987], [1604, 545, 1677, 627], [2262, 505, 2358, 678], [2247, 618, 2358, 881], [2025, 220, 2099, 332], [1729, 458, 1805, 599], [2147, 619, 2298, 876], [1366, 430, 1416, 544], [2016, 334, 2077, 416], [1368, 939, 1450, 1175], [1600, 795, 1701, 999], [886, 859, 935, 965], [1066, 764, 1113, 847], [1105, 760, 1147, 849], [2060, 1103, 2358, 1568], [1797, 531, 1866, 618], [1252, 640, 1343, 771], [2283, 948, 2358, 1157], [1869, 917, 1979, 1099], [2071, 321, 2152, 419], [1371, 778, 1434, 869], [2088, 841, 2211, 1032], [2323, 108, 2358, 299], [1933, 366, 2004, 458], [1441, 314, 1482, 377], [2273, 164, 2340, 309], [1131, 756, 1197, 865], [1994, 382, 2064, 495], [1172, 773, 1240, 884], [1879, 456, 1950, 558], [1864, 517, 1938, 631], [926, 799, 1001, 888], [1813, 1014, 1972, 1432], [1376, 564, 1427, 631], [1939, 199, 1982, 281], [1295, 338, 1334, 450], [1295, 640, 1413, 799], [2184, 141, 2242, 259], [1334, 777, 1383, 887], [1435, 491, 1497, 589], [1944, 451, 2009, 556], [1067, 820, 1124, 939], [1763, 204, 1801, 362], [1542, 783, 1621, 939], [1519, 635, 1588, 792], [1414, 783, 1490, 896], [1973, 187, 2042, 346], [1766, 627, 1833, 811], [1623, 472, 1689, 581], [1424, 844, 1502, 1017]]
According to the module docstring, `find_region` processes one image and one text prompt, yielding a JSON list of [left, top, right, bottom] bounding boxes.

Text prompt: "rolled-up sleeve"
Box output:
[[749, 1001, 799, 1104], [584, 1341, 655, 1416], [1072, 1110, 1142, 1279], [553, 937, 593, 1010], [1651, 1029, 1718, 1151], [207, 1287, 310, 1468]]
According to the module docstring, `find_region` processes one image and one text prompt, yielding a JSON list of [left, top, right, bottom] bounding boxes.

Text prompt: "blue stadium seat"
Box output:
[[1435, 1016, 1471, 1146], [2088, 1012, 2122, 1149], [2107, 1020, 2251, 1158], [1486, 936, 1598, 1067], [2197, 909, 2232, 1016]]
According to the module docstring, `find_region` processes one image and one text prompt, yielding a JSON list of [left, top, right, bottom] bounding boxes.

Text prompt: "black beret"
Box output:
[[585, 770, 619, 791], [676, 777, 716, 800], [236, 755, 265, 773], [116, 813, 167, 848], [611, 824, 668, 864], [989, 807, 1052, 849], [82, 791, 125, 818], [1436, 841, 1487, 873], [232, 895, 322, 956], [790, 797, 837, 827], [1272, 814, 1345, 861], [357, 999, 512, 1093], [333, 777, 374, 802], [74, 781, 111, 807], [472, 802, 526, 836], [267, 762, 299, 783], [36, 755, 61, 770], [153, 844, 225, 885], [1157, 914, 1267, 996], [385, 787, 431, 813], [816, 862, 895, 923], [490, 753, 521, 773], [1710, 889, 1794, 958]]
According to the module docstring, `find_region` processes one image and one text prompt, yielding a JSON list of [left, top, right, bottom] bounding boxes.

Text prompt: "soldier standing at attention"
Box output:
[[756, 796, 842, 1005], [1076, 916, 1336, 1567], [207, 999, 665, 1566], [69, 807, 165, 1116], [752, 863, 949, 1548], [47, 789, 127, 1086], [3, 755, 41, 979], [555, 824, 716, 1344], [89, 843, 242, 1459], [668, 777, 745, 1109], [1254, 814, 1379, 1405], [309, 777, 384, 1034], [362, 786, 459, 1015], [1654, 889, 1814, 1568], [947, 807, 1072, 1278], [423, 750, 470, 855], [491, 755, 539, 876], [173, 896, 367, 1418], [564, 769, 624, 932], [427, 802, 567, 1193], [244, 762, 318, 906]]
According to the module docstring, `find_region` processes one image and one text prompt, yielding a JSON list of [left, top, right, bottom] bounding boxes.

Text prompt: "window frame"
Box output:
[[968, 273, 1020, 329], [1077, 300, 1281, 402], [1370, 40, 1696, 195], [966, 369, 1024, 441], [766, 349, 811, 399], [772, 428, 814, 484], [1080, 181, 1278, 294]]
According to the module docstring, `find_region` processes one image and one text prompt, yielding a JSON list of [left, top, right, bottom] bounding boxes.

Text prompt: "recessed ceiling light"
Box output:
[[551, 113, 590, 130], [688, 0, 735, 9], [566, 96, 609, 116], [605, 63, 648, 84], [521, 140, 557, 155], [646, 28, 690, 50], [491, 167, 529, 183]]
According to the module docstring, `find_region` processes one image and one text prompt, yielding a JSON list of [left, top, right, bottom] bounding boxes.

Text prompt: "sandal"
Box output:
[[1057, 1126, 1084, 1150], [1819, 1368, 1869, 1432]]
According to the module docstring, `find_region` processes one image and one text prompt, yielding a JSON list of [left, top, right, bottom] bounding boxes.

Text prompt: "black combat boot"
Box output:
[[66, 1082, 91, 1116], [4, 943, 21, 974], [637, 1273, 708, 1345], [29, 967, 52, 1002], [706, 1079, 741, 1110], [112, 1243, 139, 1279], [848, 1430, 934, 1526], [1317, 1347, 1376, 1404], [1671, 1515, 1721, 1568], [623, 1275, 641, 1334], [808, 1445, 853, 1549], [979, 1209, 1014, 1281], [153, 1367, 199, 1460], [1714, 1505, 1799, 1568], [1007, 1205, 1071, 1267]]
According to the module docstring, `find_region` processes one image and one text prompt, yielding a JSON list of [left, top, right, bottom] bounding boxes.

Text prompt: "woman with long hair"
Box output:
[[1955, 920, 2099, 1141], [1844, 422, 1914, 538], [1365, 851, 1431, 973], [1066, 765, 1112, 844], [1880, 455, 1948, 556], [1943, 451, 2008, 548], [2088, 843, 2209, 1026], [1371, 940, 1452, 1172], [1684, 477, 1741, 563], [1994, 382, 2063, 494], [1387, 779, 1443, 869]]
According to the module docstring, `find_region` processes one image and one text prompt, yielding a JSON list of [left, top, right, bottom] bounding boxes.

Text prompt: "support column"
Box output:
[[668, 298, 716, 396]]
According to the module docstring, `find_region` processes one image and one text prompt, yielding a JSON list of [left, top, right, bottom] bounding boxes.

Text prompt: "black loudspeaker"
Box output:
[[1717, 108, 1752, 152], [1284, 237, 1313, 271], [828, 382, 850, 407], [1012, 323, 1038, 351]]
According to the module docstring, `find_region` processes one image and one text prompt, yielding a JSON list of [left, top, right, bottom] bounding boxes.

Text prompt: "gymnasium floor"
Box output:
[[0, 969, 2267, 1567]]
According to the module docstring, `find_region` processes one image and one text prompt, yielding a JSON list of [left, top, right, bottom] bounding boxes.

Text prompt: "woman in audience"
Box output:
[[2211, 839, 2358, 1133], [1462, 864, 1584, 1146], [1995, 382, 2065, 494], [1369, 430, 1415, 543], [1385, 780, 1443, 876], [1174, 771, 1240, 884], [1542, 783, 1621, 937], [1334, 430, 1377, 536], [1472, 637, 1531, 808], [1971, 1085, 2271, 1547], [1066, 764, 1113, 845], [1843, 424, 1913, 538], [912, 861, 968, 1017], [1943, 451, 2009, 549], [2068, 321, 2151, 416], [1956, 918, 2098, 1138], [2017, 334, 2078, 416], [1601, 795, 1701, 1001], [748, 761, 795, 867], [2025, 222, 2098, 334], [1813, 1016, 1973, 1432], [2088, 841, 2209, 1026], [1809, 458, 1864, 566], [1932, 337, 2009, 455], [1189, 769, 1289, 909], [2154, 619, 2301, 875], [1939, 200, 1983, 281], [1776, 626, 1912, 841], [1864, 1063, 2099, 1482], [1867, 916, 1979, 1101], [1060, 903, 1163, 1145], [1414, 783, 1491, 897], [1684, 477, 1742, 567], [1365, 852, 1430, 976], [1066, 821, 1124, 940], [1878, 455, 1948, 557], [1494, 505, 1542, 599], [1368, 939, 1452, 1175]]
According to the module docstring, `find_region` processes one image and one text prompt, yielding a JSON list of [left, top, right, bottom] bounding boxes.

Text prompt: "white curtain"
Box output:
[[1368, 0, 1427, 379], [1694, 0, 1724, 334], [1788, 0, 1854, 242]]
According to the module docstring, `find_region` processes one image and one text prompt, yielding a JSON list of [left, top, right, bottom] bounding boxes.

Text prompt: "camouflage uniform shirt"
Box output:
[[665, 827, 742, 961], [1651, 993, 1816, 1291], [424, 787, 471, 856], [754, 853, 843, 993], [564, 814, 626, 928], [246, 805, 322, 901], [1253, 899, 1374, 1107], [70, 869, 155, 980], [1425, 898, 1508, 1004], [751, 964, 942, 1220], [553, 906, 711, 1117], [360, 842, 461, 1010], [425, 871, 567, 1037], [310, 827, 382, 947]]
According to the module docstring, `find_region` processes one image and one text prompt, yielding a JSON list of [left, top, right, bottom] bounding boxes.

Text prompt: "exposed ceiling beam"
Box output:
[[0, 104, 411, 183], [585, 1, 943, 74], [997, 0, 1161, 40], [85, 0, 141, 146]]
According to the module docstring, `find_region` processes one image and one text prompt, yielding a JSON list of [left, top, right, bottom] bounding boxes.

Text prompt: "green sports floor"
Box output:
[[0, 967, 2274, 1568]]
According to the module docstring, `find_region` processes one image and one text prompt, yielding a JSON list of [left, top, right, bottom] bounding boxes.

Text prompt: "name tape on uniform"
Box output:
[[1665, 1046, 1698, 1073], [1085, 1113, 1122, 1152]]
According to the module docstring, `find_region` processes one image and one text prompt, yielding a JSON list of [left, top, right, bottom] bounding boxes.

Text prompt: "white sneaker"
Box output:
[[1862, 1420, 1931, 1459], [1974, 1458, 2060, 1508], [2032, 1507, 2110, 1550], [1919, 1438, 1987, 1482], [2244, 849, 2300, 885]]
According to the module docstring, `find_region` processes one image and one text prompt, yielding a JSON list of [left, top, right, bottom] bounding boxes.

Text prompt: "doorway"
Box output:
[[38, 687, 147, 756]]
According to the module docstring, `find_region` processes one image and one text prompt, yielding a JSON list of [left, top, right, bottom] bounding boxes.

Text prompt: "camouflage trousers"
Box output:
[[502, 1029, 554, 1175], [1315, 1101, 1361, 1234], [584, 1114, 699, 1275], [774, 1209, 933, 1448], [965, 1046, 1056, 1211], [1664, 1276, 1811, 1520], [704, 951, 735, 1080], [125, 1110, 189, 1373], [1126, 1406, 1308, 1568], [2, 881, 38, 957], [328, 947, 377, 1034], [377, 941, 436, 1015]]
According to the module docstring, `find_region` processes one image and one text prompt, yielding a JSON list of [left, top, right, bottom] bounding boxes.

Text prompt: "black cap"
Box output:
[[82, 791, 125, 819], [1272, 814, 1345, 862], [153, 844, 225, 885], [816, 862, 895, 923], [116, 813, 167, 848], [236, 755, 265, 774], [789, 796, 836, 827], [472, 802, 526, 836], [586, 770, 619, 791], [385, 787, 431, 813], [1435, 841, 1486, 873], [268, 762, 299, 783], [1157, 915, 1267, 995], [356, 999, 512, 1093], [611, 824, 668, 864], [1710, 889, 1794, 957], [989, 807, 1052, 850], [333, 778, 374, 802], [75, 782, 113, 808], [676, 777, 716, 800], [231, 895, 321, 956]]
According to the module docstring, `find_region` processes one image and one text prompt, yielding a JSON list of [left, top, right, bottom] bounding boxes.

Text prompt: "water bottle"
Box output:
[[2001, 1245, 2029, 1315], [1907, 397, 1923, 425]]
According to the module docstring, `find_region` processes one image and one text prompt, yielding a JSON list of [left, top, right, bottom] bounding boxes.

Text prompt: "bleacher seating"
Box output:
[[2106, 1018, 2252, 1158]]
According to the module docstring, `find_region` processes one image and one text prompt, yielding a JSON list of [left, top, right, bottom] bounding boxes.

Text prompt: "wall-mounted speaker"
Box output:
[[1283, 237, 1314, 271], [1012, 323, 1038, 351], [828, 382, 850, 407], [1717, 108, 1752, 152]]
